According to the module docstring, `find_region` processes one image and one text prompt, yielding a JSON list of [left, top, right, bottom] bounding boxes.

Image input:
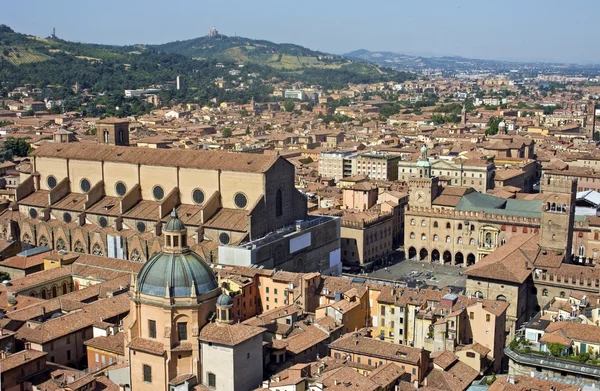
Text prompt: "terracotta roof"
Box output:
[[0, 349, 46, 371], [458, 342, 491, 357], [425, 359, 479, 391], [488, 375, 580, 391], [31, 143, 280, 173], [544, 321, 600, 344], [199, 322, 264, 346], [463, 234, 537, 284], [368, 362, 405, 387], [128, 337, 166, 355], [16, 294, 130, 343], [329, 332, 423, 365], [203, 208, 249, 232], [0, 249, 51, 270], [431, 350, 458, 370], [84, 331, 125, 355]]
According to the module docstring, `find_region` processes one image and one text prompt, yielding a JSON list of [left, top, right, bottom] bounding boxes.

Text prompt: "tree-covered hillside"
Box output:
[[0, 25, 414, 101]]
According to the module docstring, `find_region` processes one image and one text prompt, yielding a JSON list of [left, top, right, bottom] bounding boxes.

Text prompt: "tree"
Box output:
[[0, 271, 10, 281], [245, 125, 250, 135], [2, 137, 30, 157], [284, 100, 295, 112], [485, 117, 504, 136], [222, 127, 232, 137], [547, 343, 565, 357]]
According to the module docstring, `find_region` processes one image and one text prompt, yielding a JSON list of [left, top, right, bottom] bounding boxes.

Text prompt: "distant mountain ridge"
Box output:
[[344, 48, 600, 73]]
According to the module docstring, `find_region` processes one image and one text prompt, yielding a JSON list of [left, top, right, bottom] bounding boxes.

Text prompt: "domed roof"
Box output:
[[137, 251, 218, 298], [216, 293, 233, 307], [165, 209, 186, 232]]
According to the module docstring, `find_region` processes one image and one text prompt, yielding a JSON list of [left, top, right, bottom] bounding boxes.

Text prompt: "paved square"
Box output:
[[366, 259, 467, 291]]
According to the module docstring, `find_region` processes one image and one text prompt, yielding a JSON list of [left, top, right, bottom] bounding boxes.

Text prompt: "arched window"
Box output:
[[92, 243, 103, 256], [469, 238, 475, 245], [275, 189, 283, 217], [458, 223, 463, 230], [41, 289, 47, 299], [410, 219, 416, 226], [579, 245, 585, 257], [446, 222, 451, 229], [56, 238, 66, 251], [421, 234, 427, 241], [410, 232, 415, 239], [496, 295, 507, 302], [560, 291, 565, 298], [474, 291, 484, 299], [551, 202, 556, 212], [457, 237, 463, 244], [446, 236, 451, 243], [62, 282, 68, 294], [562, 204, 567, 212], [433, 221, 438, 228], [546, 202, 551, 211], [52, 286, 57, 298], [470, 225, 475, 231], [74, 241, 85, 253], [485, 232, 492, 246], [130, 249, 143, 262], [433, 234, 439, 241], [501, 237, 506, 246], [104, 130, 109, 143], [542, 289, 548, 297], [421, 220, 426, 227]]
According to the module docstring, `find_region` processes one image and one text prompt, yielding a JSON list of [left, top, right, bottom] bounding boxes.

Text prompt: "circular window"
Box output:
[[47, 176, 57, 189], [192, 189, 205, 205], [152, 186, 164, 201], [98, 216, 108, 228], [115, 182, 127, 197], [80, 178, 91, 193], [29, 208, 38, 219], [136, 221, 146, 232], [219, 232, 230, 245], [234, 193, 247, 209], [63, 212, 72, 223]]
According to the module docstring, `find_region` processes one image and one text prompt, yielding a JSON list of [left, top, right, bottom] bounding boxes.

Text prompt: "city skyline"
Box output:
[[3, 0, 600, 64]]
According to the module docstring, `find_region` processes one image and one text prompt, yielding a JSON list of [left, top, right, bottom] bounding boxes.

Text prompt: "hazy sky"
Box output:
[[3, 0, 599, 64]]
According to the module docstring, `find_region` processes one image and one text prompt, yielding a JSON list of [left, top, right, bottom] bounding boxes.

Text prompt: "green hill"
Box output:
[[151, 34, 349, 70], [0, 25, 414, 100]]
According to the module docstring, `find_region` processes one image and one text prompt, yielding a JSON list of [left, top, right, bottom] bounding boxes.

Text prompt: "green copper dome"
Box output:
[[136, 208, 217, 298], [216, 293, 233, 307], [165, 208, 186, 232], [137, 251, 218, 297]]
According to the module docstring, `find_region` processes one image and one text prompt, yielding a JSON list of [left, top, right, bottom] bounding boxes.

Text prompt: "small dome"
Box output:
[[137, 251, 218, 298], [420, 145, 427, 153], [165, 208, 186, 232], [216, 293, 233, 307]]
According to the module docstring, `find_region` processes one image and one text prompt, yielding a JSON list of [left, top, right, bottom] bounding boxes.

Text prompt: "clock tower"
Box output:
[[409, 176, 439, 208], [408, 145, 439, 208]]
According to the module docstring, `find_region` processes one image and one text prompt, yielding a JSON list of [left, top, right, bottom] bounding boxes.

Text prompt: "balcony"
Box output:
[[505, 346, 600, 379]]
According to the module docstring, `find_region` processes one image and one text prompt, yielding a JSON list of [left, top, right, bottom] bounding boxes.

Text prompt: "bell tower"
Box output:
[[539, 174, 576, 255], [97, 118, 130, 146]]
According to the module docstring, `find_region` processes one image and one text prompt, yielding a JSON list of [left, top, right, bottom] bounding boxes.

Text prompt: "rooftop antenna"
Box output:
[[51, 27, 56, 39]]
